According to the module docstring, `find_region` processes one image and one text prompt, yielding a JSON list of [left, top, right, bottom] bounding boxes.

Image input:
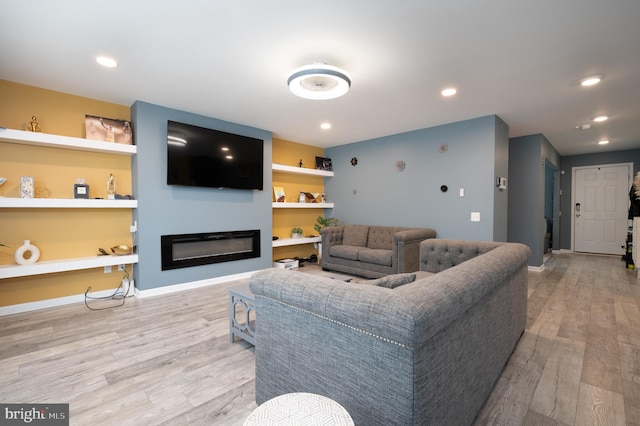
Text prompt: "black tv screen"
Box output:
[[167, 121, 264, 190]]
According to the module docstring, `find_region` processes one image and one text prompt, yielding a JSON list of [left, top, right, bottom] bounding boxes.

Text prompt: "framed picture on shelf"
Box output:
[[273, 186, 286, 202], [85, 115, 134, 145], [315, 156, 333, 171]]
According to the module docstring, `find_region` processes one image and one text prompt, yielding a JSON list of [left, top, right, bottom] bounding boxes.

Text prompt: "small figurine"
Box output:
[[107, 174, 116, 199], [298, 159, 303, 167], [27, 116, 41, 132]]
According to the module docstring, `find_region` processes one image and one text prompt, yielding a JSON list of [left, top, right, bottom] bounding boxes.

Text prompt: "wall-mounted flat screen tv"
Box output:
[[167, 120, 264, 190]]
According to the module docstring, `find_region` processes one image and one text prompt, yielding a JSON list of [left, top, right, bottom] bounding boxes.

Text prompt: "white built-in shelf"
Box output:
[[0, 254, 139, 279], [272, 163, 334, 177], [272, 202, 334, 209], [272, 236, 321, 248], [0, 128, 136, 156], [0, 198, 137, 208]]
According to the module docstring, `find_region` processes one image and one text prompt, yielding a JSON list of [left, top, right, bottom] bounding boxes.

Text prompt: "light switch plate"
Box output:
[[471, 212, 480, 222]]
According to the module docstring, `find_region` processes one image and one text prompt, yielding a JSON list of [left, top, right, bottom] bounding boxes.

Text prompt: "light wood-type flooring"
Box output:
[[1, 253, 639, 425]]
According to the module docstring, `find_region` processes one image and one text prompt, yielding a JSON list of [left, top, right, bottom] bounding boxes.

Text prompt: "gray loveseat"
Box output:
[[249, 239, 531, 425], [320, 224, 436, 278]]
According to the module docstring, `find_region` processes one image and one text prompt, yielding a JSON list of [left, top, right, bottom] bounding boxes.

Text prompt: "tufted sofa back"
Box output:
[[367, 226, 408, 249], [419, 239, 506, 273]]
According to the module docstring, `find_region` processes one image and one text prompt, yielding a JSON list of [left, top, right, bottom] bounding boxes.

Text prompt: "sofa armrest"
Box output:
[[320, 225, 344, 260], [420, 239, 508, 273], [393, 228, 436, 273]]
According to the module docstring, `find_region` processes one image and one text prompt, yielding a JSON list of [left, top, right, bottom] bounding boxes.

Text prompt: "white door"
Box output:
[[574, 164, 631, 254]]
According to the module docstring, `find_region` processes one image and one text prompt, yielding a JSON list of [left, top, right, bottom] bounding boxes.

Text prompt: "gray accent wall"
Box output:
[[493, 117, 509, 242], [560, 149, 640, 252], [131, 101, 272, 290], [324, 115, 508, 241], [508, 134, 561, 267]]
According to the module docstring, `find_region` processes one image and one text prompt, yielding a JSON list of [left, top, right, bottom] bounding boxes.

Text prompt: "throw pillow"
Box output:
[[367, 273, 416, 289], [343, 225, 369, 247]]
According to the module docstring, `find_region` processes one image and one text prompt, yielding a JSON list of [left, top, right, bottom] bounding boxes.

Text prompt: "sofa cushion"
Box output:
[[367, 273, 416, 289], [343, 225, 369, 247], [329, 245, 362, 261], [358, 248, 393, 266]]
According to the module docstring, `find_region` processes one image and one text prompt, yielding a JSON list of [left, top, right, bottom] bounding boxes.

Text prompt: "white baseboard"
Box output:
[[528, 264, 545, 272], [0, 270, 260, 316], [136, 270, 259, 298], [0, 288, 121, 317]]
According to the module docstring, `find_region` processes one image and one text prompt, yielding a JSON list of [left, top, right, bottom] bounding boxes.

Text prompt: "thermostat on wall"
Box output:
[[496, 177, 507, 190]]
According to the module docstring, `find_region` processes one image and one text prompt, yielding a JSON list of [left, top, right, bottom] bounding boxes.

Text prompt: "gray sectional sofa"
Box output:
[[249, 239, 531, 425], [320, 224, 436, 278]]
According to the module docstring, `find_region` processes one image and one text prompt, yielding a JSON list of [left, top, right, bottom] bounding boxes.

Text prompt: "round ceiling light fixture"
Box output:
[[287, 63, 351, 100], [580, 75, 603, 87], [96, 56, 118, 68], [441, 87, 457, 97]]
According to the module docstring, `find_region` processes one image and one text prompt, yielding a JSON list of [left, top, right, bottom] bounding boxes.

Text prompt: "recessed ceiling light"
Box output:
[[320, 122, 331, 130], [593, 115, 608, 122], [96, 56, 118, 68], [441, 88, 457, 97], [580, 75, 603, 87], [598, 140, 610, 145], [575, 123, 592, 130]]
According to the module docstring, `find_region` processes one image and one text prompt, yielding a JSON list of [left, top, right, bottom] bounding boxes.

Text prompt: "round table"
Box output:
[[244, 392, 354, 425]]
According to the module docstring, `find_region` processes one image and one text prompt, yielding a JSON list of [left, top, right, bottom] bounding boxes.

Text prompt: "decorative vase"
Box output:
[[292, 233, 303, 239], [14, 240, 40, 265]]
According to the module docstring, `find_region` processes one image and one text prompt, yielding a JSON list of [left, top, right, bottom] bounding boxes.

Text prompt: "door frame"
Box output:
[[570, 162, 633, 253]]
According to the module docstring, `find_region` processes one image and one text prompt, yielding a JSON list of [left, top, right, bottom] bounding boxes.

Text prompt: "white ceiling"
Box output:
[[2, 1, 639, 156]]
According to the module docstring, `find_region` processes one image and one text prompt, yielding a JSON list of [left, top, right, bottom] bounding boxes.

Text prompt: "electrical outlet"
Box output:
[[471, 212, 481, 222], [104, 265, 112, 273], [118, 264, 125, 271]]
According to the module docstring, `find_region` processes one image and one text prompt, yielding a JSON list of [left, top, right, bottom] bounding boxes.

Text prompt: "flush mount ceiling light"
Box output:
[[96, 56, 118, 68], [287, 63, 351, 100], [580, 75, 603, 87], [593, 115, 608, 122], [320, 122, 332, 130], [598, 140, 610, 145]]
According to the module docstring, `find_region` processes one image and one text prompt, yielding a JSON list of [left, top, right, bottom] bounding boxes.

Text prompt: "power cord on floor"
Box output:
[[84, 269, 132, 311]]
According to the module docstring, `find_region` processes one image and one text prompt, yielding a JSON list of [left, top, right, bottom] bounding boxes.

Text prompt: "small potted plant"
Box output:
[[291, 227, 304, 239], [313, 216, 339, 264]]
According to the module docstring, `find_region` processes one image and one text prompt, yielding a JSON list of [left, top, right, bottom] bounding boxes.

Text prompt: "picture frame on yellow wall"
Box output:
[[315, 156, 333, 171], [85, 115, 133, 145], [273, 186, 285, 202]]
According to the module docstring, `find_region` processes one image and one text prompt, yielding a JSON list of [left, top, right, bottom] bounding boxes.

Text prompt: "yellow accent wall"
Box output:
[[0, 80, 133, 307], [272, 138, 327, 260]]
